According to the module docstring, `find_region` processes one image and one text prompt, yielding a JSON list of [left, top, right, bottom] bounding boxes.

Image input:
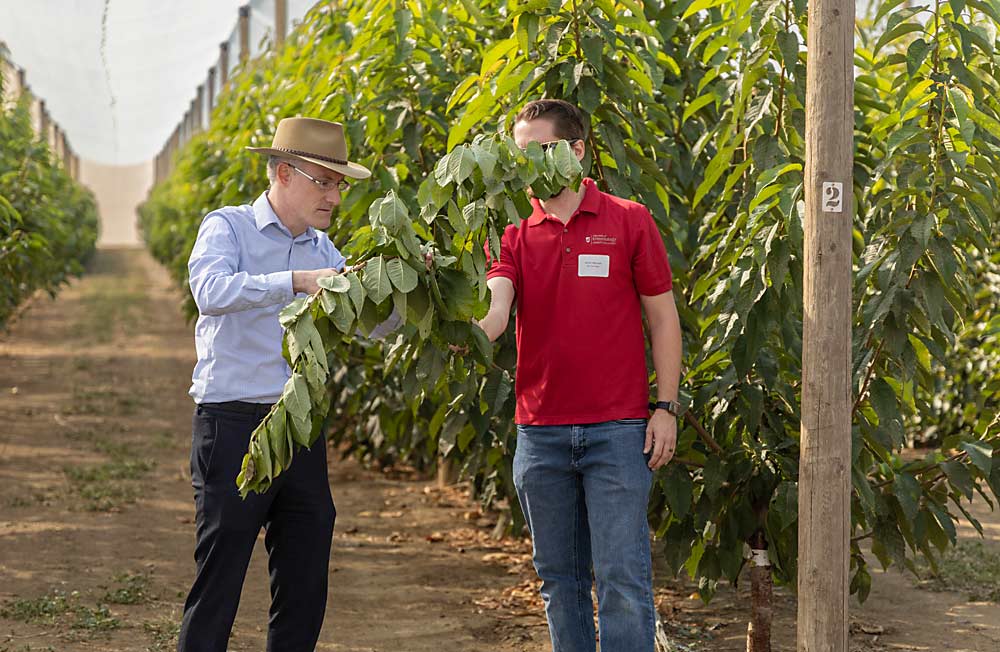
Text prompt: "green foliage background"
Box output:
[[140, 0, 1000, 603], [0, 66, 99, 326]]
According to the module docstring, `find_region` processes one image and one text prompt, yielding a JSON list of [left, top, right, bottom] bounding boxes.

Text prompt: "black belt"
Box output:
[[199, 401, 274, 417]]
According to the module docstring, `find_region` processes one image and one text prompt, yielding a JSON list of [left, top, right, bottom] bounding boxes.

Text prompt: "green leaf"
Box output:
[[551, 140, 581, 179], [663, 465, 694, 519], [377, 192, 410, 234], [329, 292, 355, 333], [581, 33, 604, 74], [472, 143, 498, 179], [682, 93, 716, 124], [868, 378, 900, 430], [471, 323, 493, 364], [941, 460, 974, 499], [850, 566, 872, 603], [960, 441, 993, 475], [317, 275, 351, 293], [386, 257, 419, 293], [347, 272, 365, 315], [874, 21, 925, 55], [435, 268, 477, 320], [892, 473, 921, 522], [278, 297, 309, 328], [906, 38, 931, 76], [682, 0, 726, 20], [777, 31, 798, 67], [282, 372, 311, 421], [448, 146, 477, 185], [361, 255, 393, 305]]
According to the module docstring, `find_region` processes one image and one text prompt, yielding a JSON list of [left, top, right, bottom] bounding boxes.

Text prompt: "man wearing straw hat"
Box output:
[[178, 117, 370, 652]]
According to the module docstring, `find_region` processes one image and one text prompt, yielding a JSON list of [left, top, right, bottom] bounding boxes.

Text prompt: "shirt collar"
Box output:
[[253, 192, 319, 243], [526, 177, 602, 227]]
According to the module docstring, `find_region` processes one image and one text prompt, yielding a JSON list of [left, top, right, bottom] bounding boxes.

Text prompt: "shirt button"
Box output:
[[565, 247, 571, 253], [563, 228, 568, 233]]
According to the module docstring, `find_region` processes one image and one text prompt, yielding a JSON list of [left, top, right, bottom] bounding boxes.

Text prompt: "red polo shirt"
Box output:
[[486, 178, 673, 425]]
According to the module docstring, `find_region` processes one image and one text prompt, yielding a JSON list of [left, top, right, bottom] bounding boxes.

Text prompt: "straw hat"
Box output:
[[246, 117, 371, 179]]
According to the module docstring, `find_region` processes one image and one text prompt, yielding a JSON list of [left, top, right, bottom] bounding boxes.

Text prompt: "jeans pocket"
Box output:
[[191, 410, 220, 487]]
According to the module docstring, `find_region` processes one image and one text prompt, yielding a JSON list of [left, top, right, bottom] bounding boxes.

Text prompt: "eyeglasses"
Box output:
[[286, 163, 349, 192], [538, 138, 582, 152]]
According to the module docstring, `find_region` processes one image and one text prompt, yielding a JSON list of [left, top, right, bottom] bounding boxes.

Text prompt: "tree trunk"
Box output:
[[747, 530, 773, 652], [436, 454, 459, 488]]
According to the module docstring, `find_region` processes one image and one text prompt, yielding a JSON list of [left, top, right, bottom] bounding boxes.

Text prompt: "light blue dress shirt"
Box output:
[[188, 192, 346, 404]]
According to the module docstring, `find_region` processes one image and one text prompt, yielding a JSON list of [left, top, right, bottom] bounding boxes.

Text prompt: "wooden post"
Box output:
[[38, 100, 49, 143], [17, 68, 27, 99], [275, 0, 288, 47], [51, 124, 61, 161], [239, 5, 251, 63], [195, 84, 205, 132], [797, 0, 854, 647], [219, 42, 230, 86], [207, 67, 216, 114], [60, 131, 69, 168]]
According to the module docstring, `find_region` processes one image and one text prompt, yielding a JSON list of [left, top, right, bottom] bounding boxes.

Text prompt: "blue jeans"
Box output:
[[513, 420, 656, 652]]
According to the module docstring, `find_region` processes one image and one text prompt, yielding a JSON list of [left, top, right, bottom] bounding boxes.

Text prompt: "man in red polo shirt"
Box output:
[[478, 99, 682, 652]]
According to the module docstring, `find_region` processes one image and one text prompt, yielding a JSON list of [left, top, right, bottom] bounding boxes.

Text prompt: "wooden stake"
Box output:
[[275, 0, 288, 47], [207, 67, 216, 115], [239, 5, 251, 63], [219, 42, 230, 86], [195, 84, 205, 133], [798, 0, 854, 648]]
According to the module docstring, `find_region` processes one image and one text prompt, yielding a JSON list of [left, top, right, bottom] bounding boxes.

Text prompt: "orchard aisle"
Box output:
[[2, 248, 1000, 652], [0, 248, 545, 652]]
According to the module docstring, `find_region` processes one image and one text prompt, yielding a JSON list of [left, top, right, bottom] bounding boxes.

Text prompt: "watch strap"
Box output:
[[649, 400, 682, 417]]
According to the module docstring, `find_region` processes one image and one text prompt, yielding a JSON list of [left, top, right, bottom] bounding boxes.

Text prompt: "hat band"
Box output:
[[274, 147, 348, 165]]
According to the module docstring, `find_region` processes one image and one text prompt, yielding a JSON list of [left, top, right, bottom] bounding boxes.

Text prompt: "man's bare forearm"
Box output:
[[477, 277, 516, 341], [642, 292, 682, 402]]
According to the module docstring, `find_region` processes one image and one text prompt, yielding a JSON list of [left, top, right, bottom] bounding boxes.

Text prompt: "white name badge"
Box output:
[[578, 254, 610, 278]]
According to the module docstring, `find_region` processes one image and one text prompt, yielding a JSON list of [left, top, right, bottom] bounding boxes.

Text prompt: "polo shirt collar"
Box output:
[[526, 177, 601, 227], [253, 192, 318, 243]]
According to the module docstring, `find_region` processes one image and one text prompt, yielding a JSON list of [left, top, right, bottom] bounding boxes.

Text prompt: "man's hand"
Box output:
[[644, 409, 677, 470], [292, 268, 341, 295]]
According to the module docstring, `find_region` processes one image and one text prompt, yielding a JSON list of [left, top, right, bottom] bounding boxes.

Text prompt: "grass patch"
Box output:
[[63, 442, 155, 511], [151, 430, 177, 450], [101, 572, 154, 605], [917, 539, 1000, 602], [143, 618, 180, 651], [76, 251, 148, 344], [4, 490, 54, 508], [0, 590, 121, 634]]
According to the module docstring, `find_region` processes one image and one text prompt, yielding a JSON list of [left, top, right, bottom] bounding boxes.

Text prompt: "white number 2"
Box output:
[[822, 182, 843, 213]]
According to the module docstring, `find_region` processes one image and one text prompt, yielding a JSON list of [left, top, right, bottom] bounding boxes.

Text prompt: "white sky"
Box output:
[[0, 1, 268, 165]]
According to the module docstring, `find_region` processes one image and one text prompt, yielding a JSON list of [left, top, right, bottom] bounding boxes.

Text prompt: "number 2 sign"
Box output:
[[822, 182, 844, 213]]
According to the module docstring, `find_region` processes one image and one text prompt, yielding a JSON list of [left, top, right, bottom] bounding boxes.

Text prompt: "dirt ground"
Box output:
[[1, 247, 1000, 652]]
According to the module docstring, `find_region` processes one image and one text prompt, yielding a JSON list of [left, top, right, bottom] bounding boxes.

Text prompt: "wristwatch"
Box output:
[[649, 400, 683, 417]]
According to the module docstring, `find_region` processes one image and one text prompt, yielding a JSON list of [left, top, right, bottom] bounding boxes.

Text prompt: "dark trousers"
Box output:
[[178, 402, 336, 652]]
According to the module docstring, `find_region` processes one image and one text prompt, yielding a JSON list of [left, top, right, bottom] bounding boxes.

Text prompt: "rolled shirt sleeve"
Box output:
[[189, 214, 295, 316]]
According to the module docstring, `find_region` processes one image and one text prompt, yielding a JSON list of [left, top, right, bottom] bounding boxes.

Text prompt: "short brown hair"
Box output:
[[514, 99, 587, 142]]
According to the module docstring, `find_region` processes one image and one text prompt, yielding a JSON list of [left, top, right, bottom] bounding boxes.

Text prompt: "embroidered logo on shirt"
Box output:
[[586, 234, 617, 245]]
